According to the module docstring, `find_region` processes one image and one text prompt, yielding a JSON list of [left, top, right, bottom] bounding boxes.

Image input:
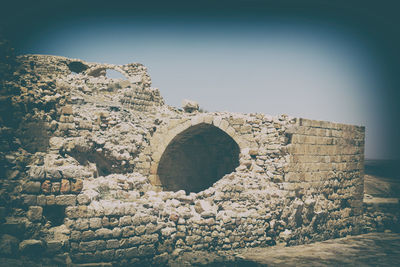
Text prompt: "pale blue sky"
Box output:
[[20, 17, 390, 159]]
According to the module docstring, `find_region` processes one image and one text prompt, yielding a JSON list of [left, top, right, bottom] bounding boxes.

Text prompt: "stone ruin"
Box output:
[[1, 52, 390, 266]]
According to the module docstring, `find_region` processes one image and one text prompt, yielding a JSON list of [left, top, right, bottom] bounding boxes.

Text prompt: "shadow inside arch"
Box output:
[[157, 123, 240, 193]]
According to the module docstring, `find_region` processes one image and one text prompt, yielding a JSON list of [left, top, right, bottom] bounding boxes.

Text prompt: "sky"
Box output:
[[1, 0, 399, 160]]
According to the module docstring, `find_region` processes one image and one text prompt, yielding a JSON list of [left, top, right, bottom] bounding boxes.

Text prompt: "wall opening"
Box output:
[[157, 123, 240, 193], [43, 206, 65, 227], [106, 69, 127, 80], [67, 61, 88, 74]]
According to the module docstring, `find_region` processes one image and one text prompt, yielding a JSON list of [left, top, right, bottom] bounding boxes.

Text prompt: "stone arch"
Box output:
[[85, 65, 131, 80], [158, 123, 239, 193], [147, 115, 248, 191]]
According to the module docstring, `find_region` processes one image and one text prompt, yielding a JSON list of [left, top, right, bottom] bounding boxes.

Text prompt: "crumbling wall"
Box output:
[[0, 54, 370, 266]]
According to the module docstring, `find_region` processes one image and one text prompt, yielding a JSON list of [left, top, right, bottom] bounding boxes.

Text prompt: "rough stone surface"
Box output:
[[0, 52, 394, 267], [27, 206, 43, 222], [182, 99, 199, 113]]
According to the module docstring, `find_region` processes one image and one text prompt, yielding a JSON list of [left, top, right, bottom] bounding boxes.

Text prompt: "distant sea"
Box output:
[[365, 159, 400, 180]]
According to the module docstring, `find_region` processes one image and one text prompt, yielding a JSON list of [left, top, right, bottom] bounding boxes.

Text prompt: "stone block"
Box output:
[[81, 230, 95, 241], [51, 182, 60, 193], [95, 228, 113, 239], [28, 166, 45, 180], [27, 206, 43, 222], [37, 195, 47, 206], [55, 195, 77, 206], [71, 179, 83, 193], [106, 239, 120, 249], [60, 179, 71, 194], [62, 105, 73, 115], [22, 194, 37, 206], [46, 195, 56, 205], [23, 181, 41, 193], [79, 240, 106, 252], [89, 217, 102, 229]]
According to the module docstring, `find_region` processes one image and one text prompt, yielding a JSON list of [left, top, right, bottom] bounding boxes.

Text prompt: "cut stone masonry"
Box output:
[[0, 53, 392, 266]]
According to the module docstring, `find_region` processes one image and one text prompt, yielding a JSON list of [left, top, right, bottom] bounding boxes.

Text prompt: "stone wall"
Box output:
[[0, 54, 371, 266]]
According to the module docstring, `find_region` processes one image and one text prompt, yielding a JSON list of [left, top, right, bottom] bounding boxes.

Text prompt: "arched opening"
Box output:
[[106, 69, 127, 80], [67, 61, 88, 74], [157, 123, 240, 193]]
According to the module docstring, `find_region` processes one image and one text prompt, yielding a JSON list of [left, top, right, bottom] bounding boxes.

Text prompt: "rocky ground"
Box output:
[[1, 232, 398, 266], [238, 232, 400, 267]]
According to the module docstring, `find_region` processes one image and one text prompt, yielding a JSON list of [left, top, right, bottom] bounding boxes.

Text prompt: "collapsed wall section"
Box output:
[[0, 54, 369, 266]]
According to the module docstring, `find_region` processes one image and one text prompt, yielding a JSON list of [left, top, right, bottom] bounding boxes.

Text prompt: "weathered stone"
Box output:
[[182, 99, 199, 113], [22, 194, 37, 205], [46, 167, 63, 180], [79, 240, 106, 252], [62, 105, 73, 115], [106, 239, 120, 249], [161, 227, 176, 237], [51, 182, 60, 194], [60, 179, 71, 194], [46, 195, 56, 205], [41, 180, 52, 194], [28, 166, 45, 180], [89, 217, 102, 229], [194, 200, 215, 214], [23, 181, 41, 193], [0, 54, 368, 263], [71, 179, 83, 193], [37, 195, 47, 206], [77, 193, 90, 205], [55, 195, 76, 206], [81, 230, 95, 241], [119, 216, 132, 226], [27, 206, 43, 222], [96, 228, 113, 239]]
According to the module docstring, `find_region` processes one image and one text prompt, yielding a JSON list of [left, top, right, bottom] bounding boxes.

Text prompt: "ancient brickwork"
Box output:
[[0, 54, 376, 266]]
